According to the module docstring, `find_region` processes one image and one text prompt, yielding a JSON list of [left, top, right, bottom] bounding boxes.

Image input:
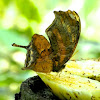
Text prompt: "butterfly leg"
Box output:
[[12, 43, 29, 49]]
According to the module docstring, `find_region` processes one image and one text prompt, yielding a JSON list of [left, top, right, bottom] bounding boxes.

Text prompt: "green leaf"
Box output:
[[1, 0, 11, 6], [83, 0, 98, 18], [15, 0, 41, 22]]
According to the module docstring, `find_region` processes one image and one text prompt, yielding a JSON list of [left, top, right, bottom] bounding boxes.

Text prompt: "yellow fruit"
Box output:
[[38, 72, 100, 100], [63, 60, 100, 81], [37, 60, 100, 100]]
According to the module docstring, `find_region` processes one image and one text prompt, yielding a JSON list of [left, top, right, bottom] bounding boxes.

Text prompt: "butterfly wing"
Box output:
[[23, 34, 53, 73], [12, 10, 81, 73], [45, 10, 81, 71]]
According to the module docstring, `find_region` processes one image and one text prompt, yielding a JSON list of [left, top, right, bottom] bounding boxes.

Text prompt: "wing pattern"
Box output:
[[12, 10, 81, 73]]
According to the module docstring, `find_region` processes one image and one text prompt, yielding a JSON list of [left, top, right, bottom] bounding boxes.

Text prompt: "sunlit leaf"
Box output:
[[83, 0, 98, 18], [2, 0, 11, 6], [15, 0, 40, 22]]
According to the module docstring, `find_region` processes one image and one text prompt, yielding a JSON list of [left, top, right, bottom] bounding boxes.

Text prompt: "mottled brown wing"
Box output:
[[23, 34, 53, 73], [45, 10, 81, 71], [12, 34, 53, 73]]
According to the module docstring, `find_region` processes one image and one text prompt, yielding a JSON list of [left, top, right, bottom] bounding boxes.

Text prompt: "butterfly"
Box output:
[[12, 10, 81, 73]]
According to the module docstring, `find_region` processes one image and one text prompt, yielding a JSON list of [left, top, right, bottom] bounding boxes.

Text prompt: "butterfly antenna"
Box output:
[[12, 43, 28, 49]]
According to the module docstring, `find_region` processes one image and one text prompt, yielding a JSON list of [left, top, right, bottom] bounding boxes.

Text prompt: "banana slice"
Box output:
[[38, 72, 100, 100], [62, 60, 100, 81]]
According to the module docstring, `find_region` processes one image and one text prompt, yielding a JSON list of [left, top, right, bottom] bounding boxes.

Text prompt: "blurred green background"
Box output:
[[0, 0, 100, 100]]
